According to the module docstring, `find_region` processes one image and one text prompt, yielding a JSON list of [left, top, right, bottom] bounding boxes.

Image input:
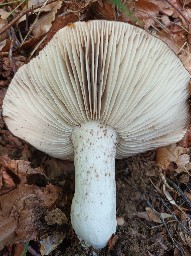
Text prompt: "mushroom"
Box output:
[[3, 20, 190, 249]]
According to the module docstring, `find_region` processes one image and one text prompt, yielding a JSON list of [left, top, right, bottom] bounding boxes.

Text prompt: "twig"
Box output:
[[9, 39, 16, 74], [25, 0, 29, 31], [166, 177, 191, 209], [0, 0, 58, 35]]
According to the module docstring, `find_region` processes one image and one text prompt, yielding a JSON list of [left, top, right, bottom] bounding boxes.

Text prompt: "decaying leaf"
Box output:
[[136, 208, 173, 223], [156, 144, 188, 170], [0, 155, 48, 194], [138, 207, 173, 223], [0, 39, 11, 53], [0, 184, 60, 250], [40, 232, 65, 256], [45, 208, 68, 225], [108, 235, 118, 251], [32, 0, 62, 37]]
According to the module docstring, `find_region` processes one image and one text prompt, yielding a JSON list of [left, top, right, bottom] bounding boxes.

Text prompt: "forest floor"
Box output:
[[0, 0, 191, 255]]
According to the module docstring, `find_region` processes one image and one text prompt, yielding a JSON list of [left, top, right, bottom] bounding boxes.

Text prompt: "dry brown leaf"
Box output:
[[0, 39, 11, 53], [108, 235, 118, 251], [0, 184, 60, 250], [156, 144, 188, 169], [145, 207, 172, 223], [133, 0, 160, 28], [135, 0, 160, 15], [45, 208, 68, 225], [149, 0, 173, 16], [40, 232, 65, 256], [32, 0, 62, 37], [96, 1, 116, 20], [43, 13, 79, 46], [0, 155, 48, 194], [136, 211, 150, 221]]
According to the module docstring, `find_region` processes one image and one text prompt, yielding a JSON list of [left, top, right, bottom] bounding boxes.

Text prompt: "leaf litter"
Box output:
[[0, 0, 191, 255]]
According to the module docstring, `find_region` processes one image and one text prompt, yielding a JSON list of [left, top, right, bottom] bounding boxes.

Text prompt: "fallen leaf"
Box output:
[[95, 1, 116, 20], [40, 232, 65, 256], [0, 39, 11, 53], [45, 208, 68, 225], [43, 13, 79, 46], [0, 184, 60, 250], [145, 207, 172, 223], [0, 155, 48, 194], [156, 144, 188, 170], [32, 0, 62, 37], [133, 0, 160, 28], [108, 235, 118, 251], [136, 211, 150, 221]]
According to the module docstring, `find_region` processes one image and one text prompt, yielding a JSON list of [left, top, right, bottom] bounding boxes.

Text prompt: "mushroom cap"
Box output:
[[3, 20, 190, 159]]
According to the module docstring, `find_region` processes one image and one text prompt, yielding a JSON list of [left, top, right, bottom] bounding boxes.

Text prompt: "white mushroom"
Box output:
[[3, 20, 190, 249]]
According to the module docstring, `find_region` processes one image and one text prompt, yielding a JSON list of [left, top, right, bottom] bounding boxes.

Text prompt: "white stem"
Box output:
[[71, 121, 118, 249]]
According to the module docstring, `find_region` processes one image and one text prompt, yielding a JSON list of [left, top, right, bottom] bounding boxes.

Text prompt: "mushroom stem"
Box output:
[[71, 121, 118, 249]]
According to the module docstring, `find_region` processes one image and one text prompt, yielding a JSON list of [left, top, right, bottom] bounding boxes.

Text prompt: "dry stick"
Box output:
[[166, 177, 191, 209], [9, 40, 16, 74], [0, 0, 58, 35]]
